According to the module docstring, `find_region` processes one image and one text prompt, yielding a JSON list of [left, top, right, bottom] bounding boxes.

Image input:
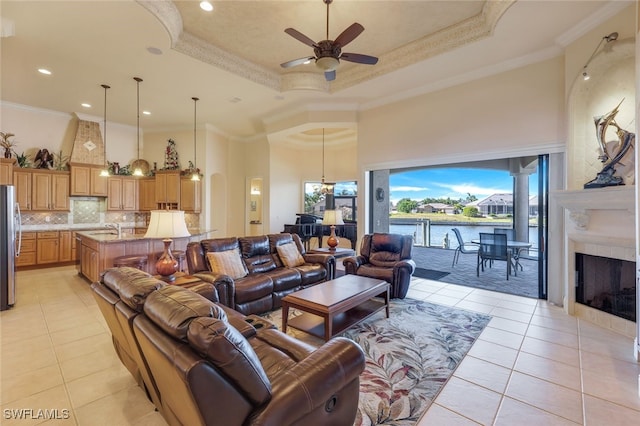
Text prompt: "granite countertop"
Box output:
[[75, 229, 214, 243]]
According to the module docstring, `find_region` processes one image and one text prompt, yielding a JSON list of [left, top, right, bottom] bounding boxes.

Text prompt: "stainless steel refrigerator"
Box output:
[[1, 185, 21, 310]]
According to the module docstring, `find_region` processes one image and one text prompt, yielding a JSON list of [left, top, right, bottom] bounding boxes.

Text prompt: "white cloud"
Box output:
[[434, 182, 510, 196], [390, 185, 429, 192]]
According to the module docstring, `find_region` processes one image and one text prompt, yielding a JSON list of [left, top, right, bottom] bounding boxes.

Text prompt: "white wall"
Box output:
[[358, 57, 566, 173], [0, 103, 137, 165]]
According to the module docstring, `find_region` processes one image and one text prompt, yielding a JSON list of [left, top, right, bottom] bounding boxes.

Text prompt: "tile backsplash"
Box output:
[[20, 198, 200, 231]]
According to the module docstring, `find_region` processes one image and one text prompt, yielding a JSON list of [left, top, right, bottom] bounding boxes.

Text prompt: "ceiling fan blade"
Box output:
[[280, 56, 315, 69], [333, 23, 364, 48], [284, 28, 318, 48], [324, 70, 336, 81], [340, 52, 378, 65]]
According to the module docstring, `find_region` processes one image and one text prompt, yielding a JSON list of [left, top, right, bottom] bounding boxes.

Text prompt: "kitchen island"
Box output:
[[75, 229, 213, 283]]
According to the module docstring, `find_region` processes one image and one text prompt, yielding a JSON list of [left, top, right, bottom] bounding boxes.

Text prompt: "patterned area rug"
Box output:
[[262, 298, 491, 425]]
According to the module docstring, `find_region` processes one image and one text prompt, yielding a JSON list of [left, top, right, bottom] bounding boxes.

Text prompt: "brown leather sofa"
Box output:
[[92, 267, 365, 426], [343, 233, 416, 299], [186, 233, 335, 315]]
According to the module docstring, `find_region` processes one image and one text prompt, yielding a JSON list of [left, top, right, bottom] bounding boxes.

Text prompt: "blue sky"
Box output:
[[389, 168, 538, 204]]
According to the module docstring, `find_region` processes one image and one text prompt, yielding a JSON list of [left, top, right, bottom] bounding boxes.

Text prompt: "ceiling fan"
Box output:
[[280, 0, 378, 81]]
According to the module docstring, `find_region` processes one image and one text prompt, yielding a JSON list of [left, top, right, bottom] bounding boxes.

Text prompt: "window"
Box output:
[[304, 181, 357, 221]]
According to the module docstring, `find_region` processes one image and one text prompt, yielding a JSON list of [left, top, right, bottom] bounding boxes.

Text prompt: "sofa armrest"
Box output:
[[187, 282, 219, 303], [193, 272, 235, 308], [342, 255, 365, 275], [303, 253, 336, 280], [393, 259, 416, 274], [249, 337, 365, 426]]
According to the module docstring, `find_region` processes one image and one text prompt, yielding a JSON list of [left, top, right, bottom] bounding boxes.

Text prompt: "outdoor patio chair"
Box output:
[[494, 227, 515, 240], [477, 232, 511, 280], [451, 228, 479, 267]]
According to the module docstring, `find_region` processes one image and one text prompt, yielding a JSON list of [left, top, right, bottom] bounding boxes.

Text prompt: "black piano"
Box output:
[[283, 214, 357, 250]]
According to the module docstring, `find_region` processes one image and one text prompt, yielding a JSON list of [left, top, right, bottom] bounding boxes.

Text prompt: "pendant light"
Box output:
[[99, 84, 110, 177], [320, 128, 334, 194], [191, 96, 200, 181], [132, 77, 144, 176]]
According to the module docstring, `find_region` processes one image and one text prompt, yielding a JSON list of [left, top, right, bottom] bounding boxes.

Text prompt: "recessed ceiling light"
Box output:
[[38, 68, 51, 75], [81, 103, 91, 108], [142, 111, 151, 115], [147, 46, 163, 55], [200, 1, 213, 12]]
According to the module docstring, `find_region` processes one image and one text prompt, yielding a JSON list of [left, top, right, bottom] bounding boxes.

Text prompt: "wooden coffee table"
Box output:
[[282, 275, 390, 341]]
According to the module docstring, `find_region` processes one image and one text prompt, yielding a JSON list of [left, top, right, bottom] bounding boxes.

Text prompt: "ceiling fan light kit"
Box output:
[[316, 56, 340, 72], [280, 0, 378, 82]]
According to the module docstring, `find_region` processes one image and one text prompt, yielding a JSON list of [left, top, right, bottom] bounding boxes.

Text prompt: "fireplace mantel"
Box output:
[[551, 186, 635, 229]]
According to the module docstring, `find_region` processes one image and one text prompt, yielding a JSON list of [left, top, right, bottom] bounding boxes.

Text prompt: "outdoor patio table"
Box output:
[[471, 239, 532, 271]]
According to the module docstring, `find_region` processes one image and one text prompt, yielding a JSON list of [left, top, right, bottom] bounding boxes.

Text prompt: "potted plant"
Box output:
[[0, 132, 16, 158]]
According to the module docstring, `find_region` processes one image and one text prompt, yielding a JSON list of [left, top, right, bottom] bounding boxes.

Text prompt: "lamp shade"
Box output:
[[144, 210, 191, 239], [322, 209, 344, 226]]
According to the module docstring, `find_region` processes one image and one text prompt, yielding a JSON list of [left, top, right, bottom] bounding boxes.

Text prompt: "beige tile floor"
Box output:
[[1, 266, 638, 425]]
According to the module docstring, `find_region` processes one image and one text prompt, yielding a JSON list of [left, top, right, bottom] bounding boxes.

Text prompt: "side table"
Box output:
[[307, 247, 356, 259], [307, 247, 356, 279], [154, 271, 202, 288]]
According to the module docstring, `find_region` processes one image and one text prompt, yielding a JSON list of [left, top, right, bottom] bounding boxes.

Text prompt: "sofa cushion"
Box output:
[[102, 267, 165, 312], [144, 285, 227, 340], [276, 242, 305, 267], [234, 274, 274, 304], [240, 236, 277, 274], [207, 249, 248, 279], [188, 316, 272, 406]]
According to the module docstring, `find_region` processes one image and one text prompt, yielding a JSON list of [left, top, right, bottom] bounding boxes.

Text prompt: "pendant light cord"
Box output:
[[192, 97, 199, 181], [322, 128, 325, 183], [101, 84, 110, 169], [134, 77, 142, 159]]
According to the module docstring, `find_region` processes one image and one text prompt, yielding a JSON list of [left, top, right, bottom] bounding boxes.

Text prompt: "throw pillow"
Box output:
[[276, 242, 305, 267], [206, 249, 248, 279]]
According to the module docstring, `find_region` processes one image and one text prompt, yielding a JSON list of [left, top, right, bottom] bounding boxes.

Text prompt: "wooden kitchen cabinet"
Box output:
[[13, 169, 32, 210], [59, 231, 72, 262], [36, 231, 59, 264], [155, 170, 180, 209], [107, 176, 137, 211], [180, 177, 201, 213], [0, 158, 15, 185], [138, 178, 156, 211], [70, 163, 108, 196], [15, 232, 36, 267], [81, 241, 100, 283], [31, 170, 69, 211]]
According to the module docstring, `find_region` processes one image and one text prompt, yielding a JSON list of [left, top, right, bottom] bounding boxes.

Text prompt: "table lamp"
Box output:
[[322, 209, 344, 250], [144, 210, 191, 282]]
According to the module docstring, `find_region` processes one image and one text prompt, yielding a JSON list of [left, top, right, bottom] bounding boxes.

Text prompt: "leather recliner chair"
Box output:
[[343, 233, 416, 299]]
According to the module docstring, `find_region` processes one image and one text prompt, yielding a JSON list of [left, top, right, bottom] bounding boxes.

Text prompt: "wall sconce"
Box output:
[[582, 32, 618, 81]]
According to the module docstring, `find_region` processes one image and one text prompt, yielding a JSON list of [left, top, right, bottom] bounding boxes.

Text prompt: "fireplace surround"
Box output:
[[553, 186, 637, 339]]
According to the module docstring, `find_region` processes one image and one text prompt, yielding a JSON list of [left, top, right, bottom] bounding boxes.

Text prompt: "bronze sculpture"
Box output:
[[584, 99, 635, 188]]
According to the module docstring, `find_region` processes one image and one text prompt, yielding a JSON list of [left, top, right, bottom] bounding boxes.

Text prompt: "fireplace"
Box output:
[[575, 253, 636, 322]]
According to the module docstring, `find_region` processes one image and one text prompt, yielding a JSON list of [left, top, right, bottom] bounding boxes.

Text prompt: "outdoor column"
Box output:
[[513, 172, 529, 242]]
